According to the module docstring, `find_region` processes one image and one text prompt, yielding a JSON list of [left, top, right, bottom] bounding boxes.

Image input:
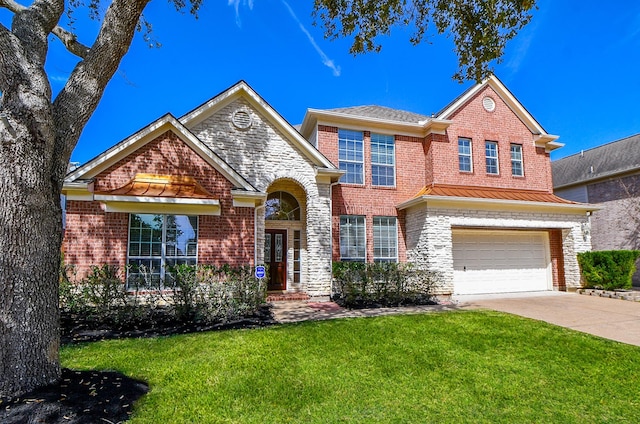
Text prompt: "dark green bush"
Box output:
[[59, 263, 268, 327], [577, 250, 640, 290], [332, 261, 440, 308]]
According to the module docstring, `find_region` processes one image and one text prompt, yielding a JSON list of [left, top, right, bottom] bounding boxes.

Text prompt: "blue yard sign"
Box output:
[[255, 265, 266, 279]]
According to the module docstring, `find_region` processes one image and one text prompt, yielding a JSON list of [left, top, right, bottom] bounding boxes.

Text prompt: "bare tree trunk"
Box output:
[[0, 131, 63, 397]]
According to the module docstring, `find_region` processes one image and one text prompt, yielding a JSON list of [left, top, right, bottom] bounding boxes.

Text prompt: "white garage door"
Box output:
[[452, 229, 551, 295]]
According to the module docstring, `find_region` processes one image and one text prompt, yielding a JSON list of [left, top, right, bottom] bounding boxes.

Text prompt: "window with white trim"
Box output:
[[338, 129, 364, 184], [339, 215, 365, 261], [510, 144, 524, 176], [371, 133, 395, 186], [127, 214, 198, 288], [485, 141, 499, 175], [458, 138, 472, 172], [373, 216, 398, 262]]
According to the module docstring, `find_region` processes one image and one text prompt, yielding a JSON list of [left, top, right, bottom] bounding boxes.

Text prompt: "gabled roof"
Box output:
[[437, 75, 562, 152], [552, 133, 640, 189], [64, 114, 257, 193], [179, 80, 338, 172]]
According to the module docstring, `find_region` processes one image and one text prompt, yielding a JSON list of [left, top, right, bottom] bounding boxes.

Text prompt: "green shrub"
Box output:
[[577, 250, 640, 290], [332, 261, 440, 308]]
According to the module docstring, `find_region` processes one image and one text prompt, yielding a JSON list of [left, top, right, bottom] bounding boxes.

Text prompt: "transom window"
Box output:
[[339, 215, 365, 261], [485, 141, 499, 175], [265, 191, 301, 220], [373, 216, 398, 262], [458, 138, 472, 172], [127, 214, 198, 288], [338, 129, 364, 184], [371, 133, 395, 186], [511, 144, 524, 176]]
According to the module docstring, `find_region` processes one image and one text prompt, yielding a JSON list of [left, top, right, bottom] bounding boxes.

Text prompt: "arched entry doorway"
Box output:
[[264, 181, 306, 292]]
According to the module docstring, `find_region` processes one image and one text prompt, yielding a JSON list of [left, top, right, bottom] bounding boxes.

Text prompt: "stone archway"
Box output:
[[263, 179, 307, 292]]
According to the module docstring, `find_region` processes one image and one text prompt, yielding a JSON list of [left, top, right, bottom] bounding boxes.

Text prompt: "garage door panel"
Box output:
[[453, 230, 551, 295]]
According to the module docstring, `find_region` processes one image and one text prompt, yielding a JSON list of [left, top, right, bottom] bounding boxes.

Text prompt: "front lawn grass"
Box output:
[[61, 310, 640, 423]]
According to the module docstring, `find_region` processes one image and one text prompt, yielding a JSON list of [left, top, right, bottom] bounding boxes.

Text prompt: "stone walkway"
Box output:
[[270, 299, 461, 324]]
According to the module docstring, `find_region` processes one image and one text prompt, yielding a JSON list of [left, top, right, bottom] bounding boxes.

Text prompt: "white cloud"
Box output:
[[228, 0, 254, 27], [281, 1, 341, 77]]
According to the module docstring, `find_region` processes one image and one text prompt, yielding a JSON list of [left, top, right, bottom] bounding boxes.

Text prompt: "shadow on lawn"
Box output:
[[0, 305, 277, 424]]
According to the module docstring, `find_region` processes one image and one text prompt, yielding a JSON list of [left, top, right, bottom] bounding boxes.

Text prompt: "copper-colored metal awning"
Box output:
[[95, 173, 215, 199]]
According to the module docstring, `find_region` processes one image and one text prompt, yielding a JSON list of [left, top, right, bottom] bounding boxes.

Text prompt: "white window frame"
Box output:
[[458, 138, 473, 173], [373, 216, 398, 262], [510, 143, 524, 177], [338, 129, 364, 185], [339, 215, 366, 262], [371, 133, 396, 187], [127, 213, 198, 288], [485, 141, 499, 175]]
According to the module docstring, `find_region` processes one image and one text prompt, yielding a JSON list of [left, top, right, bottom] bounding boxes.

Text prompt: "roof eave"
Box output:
[[301, 109, 453, 138], [397, 195, 600, 213]]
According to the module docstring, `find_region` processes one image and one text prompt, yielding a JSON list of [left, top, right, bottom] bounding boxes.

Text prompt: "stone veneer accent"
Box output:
[[188, 98, 333, 295], [405, 205, 591, 294]]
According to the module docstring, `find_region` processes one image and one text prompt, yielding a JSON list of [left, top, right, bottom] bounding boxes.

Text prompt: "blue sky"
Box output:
[[5, 0, 640, 163]]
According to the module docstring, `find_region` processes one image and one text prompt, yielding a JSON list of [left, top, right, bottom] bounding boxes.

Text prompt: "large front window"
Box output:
[[371, 133, 395, 186], [339, 215, 365, 261], [373, 216, 397, 262], [127, 214, 198, 288], [338, 129, 364, 184]]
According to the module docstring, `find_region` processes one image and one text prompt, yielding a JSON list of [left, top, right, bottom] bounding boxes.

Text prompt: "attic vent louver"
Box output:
[[232, 110, 252, 130], [482, 96, 496, 112]]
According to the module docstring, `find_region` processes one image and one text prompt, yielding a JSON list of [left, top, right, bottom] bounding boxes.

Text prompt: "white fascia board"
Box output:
[[316, 167, 344, 184], [397, 195, 600, 214], [180, 82, 337, 170], [94, 195, 221, 216], [302, 109, 436, 137], [231, 190, 267, 207], [62, 181, 92, 200]]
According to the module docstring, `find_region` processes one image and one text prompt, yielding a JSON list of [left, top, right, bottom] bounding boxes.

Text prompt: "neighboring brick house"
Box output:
[[553, 134, 640, 286], [63, 76, 594, 297]]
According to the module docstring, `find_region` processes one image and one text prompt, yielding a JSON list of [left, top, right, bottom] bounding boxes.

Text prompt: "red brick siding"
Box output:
[[63, 130, 255, 277], [549, 229, 566, 290], [63, 201, 129, 277], [320, 126, 423, 262], [433, 85, 553, 192]]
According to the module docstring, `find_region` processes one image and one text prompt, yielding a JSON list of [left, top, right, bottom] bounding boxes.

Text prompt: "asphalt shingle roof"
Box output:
[[326, 105, 431, 123], [552, 134, 640, 188]]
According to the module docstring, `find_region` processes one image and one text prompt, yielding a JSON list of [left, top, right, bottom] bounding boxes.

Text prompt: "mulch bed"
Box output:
[[1, 305, 276, 423]]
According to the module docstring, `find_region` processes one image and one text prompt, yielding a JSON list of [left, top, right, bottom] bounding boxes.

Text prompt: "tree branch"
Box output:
[[52, 0, 150, 182], [0, 0, 89, 58]]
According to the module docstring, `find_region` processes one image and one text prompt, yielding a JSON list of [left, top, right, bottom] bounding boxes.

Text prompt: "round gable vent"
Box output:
[[232, 110, 252, 130], [482, 96, 496, 112]]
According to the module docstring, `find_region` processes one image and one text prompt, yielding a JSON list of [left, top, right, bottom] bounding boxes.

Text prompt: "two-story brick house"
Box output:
[[63, 76, 594, 297]]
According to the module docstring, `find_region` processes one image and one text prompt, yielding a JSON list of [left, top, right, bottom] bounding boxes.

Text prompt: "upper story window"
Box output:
[[458, 138, 473, 172], [510, 144, 524, 177], [485, 141, 499, 175], [265, 191, 301, 220], [371, 133, 395, 186], [338, 129, 364, 184], [339, 215, 366, 262]]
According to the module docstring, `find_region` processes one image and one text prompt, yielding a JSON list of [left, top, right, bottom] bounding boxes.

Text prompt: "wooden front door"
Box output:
[[265, 229, 287, 290]]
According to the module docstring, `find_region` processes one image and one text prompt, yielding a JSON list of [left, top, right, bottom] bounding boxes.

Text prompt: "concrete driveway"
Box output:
[[456, 291, 640, 346]]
